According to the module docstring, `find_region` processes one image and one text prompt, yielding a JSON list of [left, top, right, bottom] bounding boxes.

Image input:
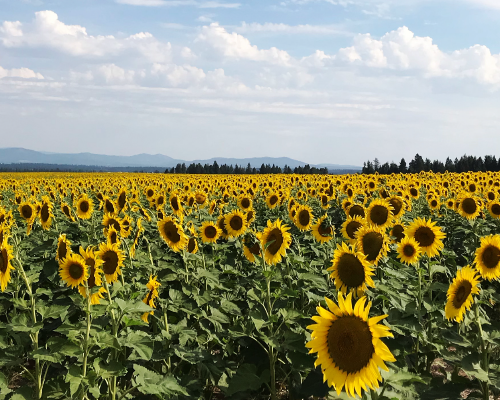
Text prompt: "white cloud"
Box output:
[[197, 14, 215, 22], [234, 22, 351, 35], [0, 11, 172, 62], [116, 0, 240, 7], [197, 23, 292, 66], [0, 66, 44, 79]]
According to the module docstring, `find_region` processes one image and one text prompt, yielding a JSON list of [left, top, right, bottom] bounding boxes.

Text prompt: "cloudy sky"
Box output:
[[1, 0, 500, 165]]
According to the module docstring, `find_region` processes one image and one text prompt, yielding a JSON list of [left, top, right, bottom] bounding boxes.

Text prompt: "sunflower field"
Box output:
[[0, 171, 499, 400]]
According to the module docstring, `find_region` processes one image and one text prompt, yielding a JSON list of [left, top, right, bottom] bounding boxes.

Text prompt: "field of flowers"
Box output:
[[0, 171, 499, 400]]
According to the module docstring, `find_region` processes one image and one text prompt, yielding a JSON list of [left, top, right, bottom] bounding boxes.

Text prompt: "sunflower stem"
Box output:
[[104, 279, 119, 400], [81, 281, 92, 400], [474, 303, 489, 400]]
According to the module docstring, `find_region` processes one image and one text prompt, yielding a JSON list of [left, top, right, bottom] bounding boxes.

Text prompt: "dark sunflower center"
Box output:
[[346, 221, 362, 240], [482, 245, 500, 269], [469, 184, 476, 193], [110, 231, 118, 244], [230, 216, 243, 231], [147, 189, 154, 197], [491, 204, 500, 215], [348, 205, 365, 219], [68, 262, 84, 280], [327, 316, 374, 374], [430, 200, 438, 208], [171, 197, 179, 211], [452, 281, 472, 309], [391, 225, 405, 242], [21, 205, 33, 219], [105, 200, 115, 214], [369, 205, 389, 226], [488, 192, 495, 201], [298, 210, 310, 227], [58, 242, 68, 261], [241, 198, 250, 209], [318, 223, 332, 236], [88, 264, 96, 288], [266, 229, 284, 255], [389, 198, 403, 216], [403, 244, 415, 257], [218, 219, 229, 235], [347, 188, 353, 197], [414, 226, 435, 247], [196, 194, 206, 204], [337, 253, 366, 288], [163, 221, 181, 243], [270, 195, 279, 206], [461, 198, 477, 215], [188, 238, 197, 253], [0, 249, 7, 273], [118, 193, 126, 208], [102, 250, 119, 274], [249, 243, 260, 255], [246, 211, 254, 222], [322, 195, 328, 205], [205, 226, 217, 239], [80, 201, 89, 213], [362, 232, 384, 262], [41, 204, 50, 222], [410, 188, 418, 197], [108, 219, 121, 231], [157, 196, 165, 206]]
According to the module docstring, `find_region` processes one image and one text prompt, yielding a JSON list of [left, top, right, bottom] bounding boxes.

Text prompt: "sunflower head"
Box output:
[[474, 235, 500, 281], [0, 238, 15, 292], [341, 216, 364, 243], [56, 234, 72, 264], [96, 242, 126, 284], [294, 204, 313, 231], [158, 217, 188, 252], [390, 223, 406, 243], [19, 202, 35, 223], [59, 253, 89, 288], [445, 266, 480, 322], [225, 210, 247, 238], [355, 225, 389, 266], [260, 219, 292, 265], [397, 236, 421, 266], [366, 199, 394, 229], [405, 217, 446, 258], [266, 193, 280, 209], [488, 201, 500, 219], [76, 194, 93, 220], [311, 215, 334, 243], [199, 221, 221, 244], [457, 195, 481, 220]]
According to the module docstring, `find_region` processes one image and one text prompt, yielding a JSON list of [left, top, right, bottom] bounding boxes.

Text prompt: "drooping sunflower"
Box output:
[[187, 237, 199, 254], [294, 204, 313, 231], [39, 196, 54, 231], [116, 187, 128, 212], [0, 238, 14, 292], [106, 225, 121, 246], [102, 197, 117, 215], [445, 266, 480, 322], [199, 221, 221, 244], [405, 217, 446, 258], [328, 242, 375, 297], [158, 217, 188, 252], [78, 246, 106, 305], [120, 214, 132, 238], [194, 191, 208, 208], [487, 201, 500, 219], [217, 215, 230, 240], [396, 236, 421, 266], [365, 199, 394, 229], [341, 216, 365, 243], [246, 209, 256, 225], [61, 202, 74, 222], [141, 275, 161, 323], [347, 204, 365, 219], [102, 213, 122, 236], [355, 225, 389, 266], [56, 234, 72, 264], [243, 234, 261, 263], [225, 209, 247, 238], [260, 219, 292, 265], [76, 194, 93, 220], [96, 242, 126, 284], [169, 192, 184, 218], [457, 195, 481, 220], [387, 196, 405, 220], [59, 253, 89, 288], [474, 234, 500, 281], [390, 223, 406, 243], [306, 292, 395, 398], [311, 215, 334, 243]]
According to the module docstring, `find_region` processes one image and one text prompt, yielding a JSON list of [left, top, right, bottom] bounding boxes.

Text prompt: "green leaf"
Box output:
[[94, 360, 127, 379], [121, 331, 154, 361], [115, 298, 153, 314], [226, 363, 263, 396], [65, 365, 82, 397], [133, 364, 188, 396], [208, 307, 230, 324], [220, 299, 242, 316], [32, 348, 64, 363]]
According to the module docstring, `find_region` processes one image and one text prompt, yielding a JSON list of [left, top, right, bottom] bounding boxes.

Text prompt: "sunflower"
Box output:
[[120, 215, 133, 238], [445, 266, 480, 322], [102, 197, 117, 215], [238, 195, 253, 211], [487, 201, 500, 219], [96, 242, 126, 284], [103, 213, 122, 236], [59, 253, 89, 288], [187, 237, 198, 254], [243, 235, 261, 263], [328, 242, 375, 297], [199, 221, 221, 244], [208, 200, 218, 215], [294, 204, 313, 231], [61, 202, 74, 222], [169, 192, 184, 217], [217, 215, 230, 240], [428, 197, 440, 211], [0, 238, 14, 292], [266, 193, 280, 209], [311, 215, 334, 243], [76, 194, 93, 220], [225, 210, 247, 238], [194, 191, 208, 208], [106, 225, 121, 246], [355, 225, 389, 266], [130, 218, 144, 259], [347, 204, 365, 219], [56, 234, 72, 264], [19, 201, 36, 224], [457, 195, 481, 220], [341, 216, 364, 243], [141, 275, 161, 323], [260, 219, 292, 265], [246, 209, 256, 225], [365, 199, 393, 229], [78, 246, 106, 305], [158, 217, 188, 252], [387, 196, 405, 220], [39, 196, 53, 231], [390, 223, 405, 243], [306, 292, 395, 398], [405, 218, 446, 258], [116, 188, 128, 212], [474, 234, 500, 281], [396, 236, 421, 265]]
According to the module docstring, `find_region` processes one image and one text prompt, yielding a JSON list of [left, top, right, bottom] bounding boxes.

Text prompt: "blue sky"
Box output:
[[1, 0, 500, 165]]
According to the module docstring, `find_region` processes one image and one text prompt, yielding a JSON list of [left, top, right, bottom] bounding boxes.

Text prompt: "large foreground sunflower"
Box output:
[[260, 219, 292, 265], [487, 201, 500, 219], [306, 293, 396, 398], [365, 199, 393, 229], [96, 242, 126, 283], [0, 238, 14, 292], [445, 266, 480, 322], [474, 234, 500, 281], [328, 242, 375, 297], [158, 217, 188, 252], [294, 204, 313, 231], [355, 225, 389, 266], [225, 210, 247, 238], [405, 218, 446, 258], [457, 195, 481, 220], [59, 253, 89, 288]]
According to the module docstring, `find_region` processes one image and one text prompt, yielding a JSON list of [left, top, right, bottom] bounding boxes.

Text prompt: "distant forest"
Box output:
[[362, 154, 500, 174], [165, 161, 331, 174]]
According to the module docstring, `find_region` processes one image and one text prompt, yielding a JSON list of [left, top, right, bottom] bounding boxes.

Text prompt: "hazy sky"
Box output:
[[1, 0, 500, 165]]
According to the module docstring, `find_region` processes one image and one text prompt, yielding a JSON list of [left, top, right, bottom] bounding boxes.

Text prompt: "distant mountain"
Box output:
[[0, 148, 361, 171]]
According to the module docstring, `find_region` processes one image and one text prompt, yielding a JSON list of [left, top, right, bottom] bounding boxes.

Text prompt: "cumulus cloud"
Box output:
[[337, 26, 500, 85], [196, 23, 292, 66], [0, 11, 172, 62], [0, 66, 44, 79]]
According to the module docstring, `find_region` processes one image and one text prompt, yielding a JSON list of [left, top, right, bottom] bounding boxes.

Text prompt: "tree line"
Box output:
[[362, 154, 500, 174], [165, 161, 329, 174]]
